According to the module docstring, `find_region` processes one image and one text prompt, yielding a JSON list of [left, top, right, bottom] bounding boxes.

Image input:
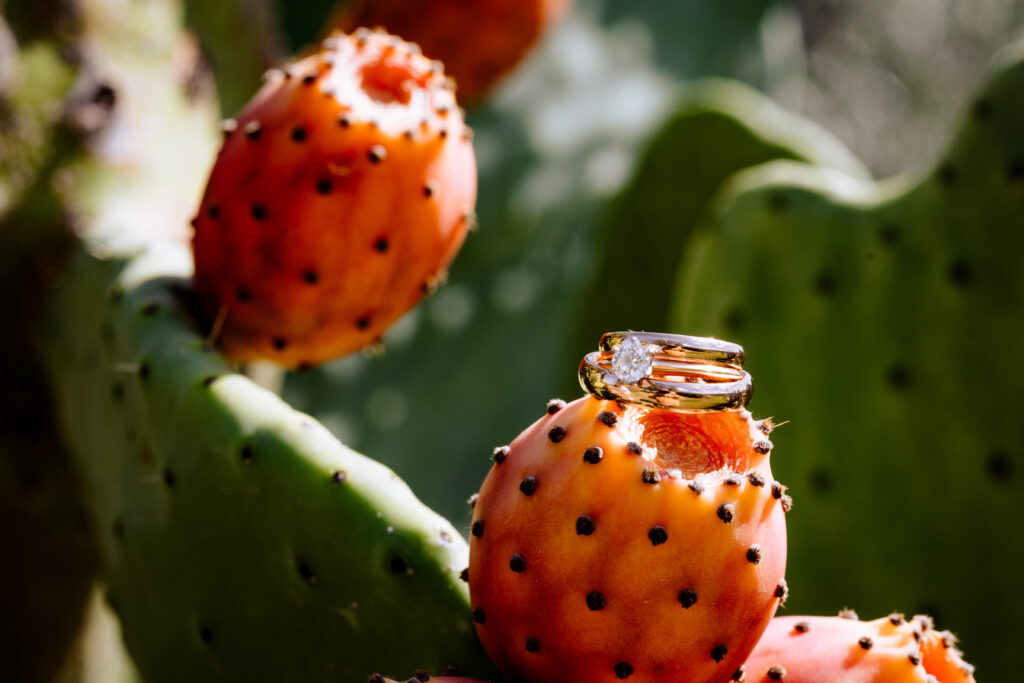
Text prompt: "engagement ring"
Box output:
[[579, 331, 752, 411]]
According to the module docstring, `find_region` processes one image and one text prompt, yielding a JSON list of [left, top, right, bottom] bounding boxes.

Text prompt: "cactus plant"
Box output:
[[670, 42, 1024, 680], [9, 0, 492, 679], [7, 0, 1015, 680]]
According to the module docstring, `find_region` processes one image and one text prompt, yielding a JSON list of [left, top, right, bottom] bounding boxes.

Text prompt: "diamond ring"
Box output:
[[578, 332, 752, 411]]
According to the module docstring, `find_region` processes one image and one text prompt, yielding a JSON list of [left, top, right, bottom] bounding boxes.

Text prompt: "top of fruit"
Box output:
[[264, 28, 461, 138]]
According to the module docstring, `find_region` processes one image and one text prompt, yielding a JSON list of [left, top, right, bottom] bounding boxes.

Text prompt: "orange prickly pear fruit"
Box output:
[[332, 0, 573, 103], [468, 395, 789, 683], [738, 613, 976, 682], [192, 29, 476, 367]]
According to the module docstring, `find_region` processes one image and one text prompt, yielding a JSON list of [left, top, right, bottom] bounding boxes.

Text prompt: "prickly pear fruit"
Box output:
[[192, 29, 476, 367], [468, 396, 788, 683], [739, 613, 976, 683], [333, 0, 572, 103]]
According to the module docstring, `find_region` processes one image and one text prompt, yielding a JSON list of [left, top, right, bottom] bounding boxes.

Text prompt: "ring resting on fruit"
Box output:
[[580, 332, 752, 411]]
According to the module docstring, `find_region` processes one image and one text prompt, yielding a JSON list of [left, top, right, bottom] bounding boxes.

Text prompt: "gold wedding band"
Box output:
[[579, 331, 752, 411]]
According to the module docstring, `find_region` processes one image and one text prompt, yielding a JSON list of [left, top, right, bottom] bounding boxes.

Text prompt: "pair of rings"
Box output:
[[579, 332, 751, 412]]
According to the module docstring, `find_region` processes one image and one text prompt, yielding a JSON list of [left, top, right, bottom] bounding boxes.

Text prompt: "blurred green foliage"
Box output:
[[571, 78, 867, 359], [0, 25, 97, 683]]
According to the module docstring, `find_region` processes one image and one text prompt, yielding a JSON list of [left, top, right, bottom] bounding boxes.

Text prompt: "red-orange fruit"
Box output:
[[468, 396, 789, 683], [739, 613, 976, 682], [333, 0, 573, 103], [192, 29, 476, 367]]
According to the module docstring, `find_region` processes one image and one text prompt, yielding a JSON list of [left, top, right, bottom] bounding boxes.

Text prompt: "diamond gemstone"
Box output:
[[611, 336, 652, 383]]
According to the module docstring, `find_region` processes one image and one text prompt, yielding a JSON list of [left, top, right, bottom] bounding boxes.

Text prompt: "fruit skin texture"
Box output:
[[192, 30, 476, 367], [334, 0, 572, 103], [469, 395, 788, 683], [741, 614, 976, 682]]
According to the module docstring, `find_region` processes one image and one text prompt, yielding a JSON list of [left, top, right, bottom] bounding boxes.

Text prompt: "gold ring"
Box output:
[[579, 331, 752, 411]]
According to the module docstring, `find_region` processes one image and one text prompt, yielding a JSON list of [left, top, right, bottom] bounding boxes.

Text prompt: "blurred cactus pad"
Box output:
[[4, 0, 1023, 681]]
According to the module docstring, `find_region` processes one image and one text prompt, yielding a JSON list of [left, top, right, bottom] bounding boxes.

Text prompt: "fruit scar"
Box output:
[[737, 613, 977, 682], [192, 29, 476, 367], [468, 396, 790, 683]]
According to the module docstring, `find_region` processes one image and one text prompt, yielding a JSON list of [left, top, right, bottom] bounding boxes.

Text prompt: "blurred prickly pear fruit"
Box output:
[[739, 613, 976, 683], [468, 391, 788, 683], [192, 29, 476, 367], [333, 0, 572, 103]]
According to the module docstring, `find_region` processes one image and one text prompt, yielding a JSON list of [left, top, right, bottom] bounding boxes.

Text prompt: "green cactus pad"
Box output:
[[574, 78, 868, 354], [671, 43, 1024, 679], [41, 243, 495, 682]]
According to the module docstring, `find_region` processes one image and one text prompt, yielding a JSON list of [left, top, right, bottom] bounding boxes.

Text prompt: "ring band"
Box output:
[[579, 331, 752, 411], [598, 331, 745, 367]]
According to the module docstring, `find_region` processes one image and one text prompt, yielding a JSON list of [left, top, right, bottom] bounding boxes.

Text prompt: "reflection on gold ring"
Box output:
[[578, 332, 752, 412]]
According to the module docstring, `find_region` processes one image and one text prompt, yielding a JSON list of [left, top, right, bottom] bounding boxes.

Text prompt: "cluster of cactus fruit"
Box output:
[[18, 0, 1013, 680], [456, 390, 976, 683]]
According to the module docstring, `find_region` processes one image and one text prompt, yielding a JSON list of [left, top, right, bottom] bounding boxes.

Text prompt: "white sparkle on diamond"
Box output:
[[611, 336, 652, 383]]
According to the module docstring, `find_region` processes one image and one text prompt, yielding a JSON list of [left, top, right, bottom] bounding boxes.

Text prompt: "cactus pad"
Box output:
[[671, 43, 1024, 679], [41, 243, 495, 682]]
